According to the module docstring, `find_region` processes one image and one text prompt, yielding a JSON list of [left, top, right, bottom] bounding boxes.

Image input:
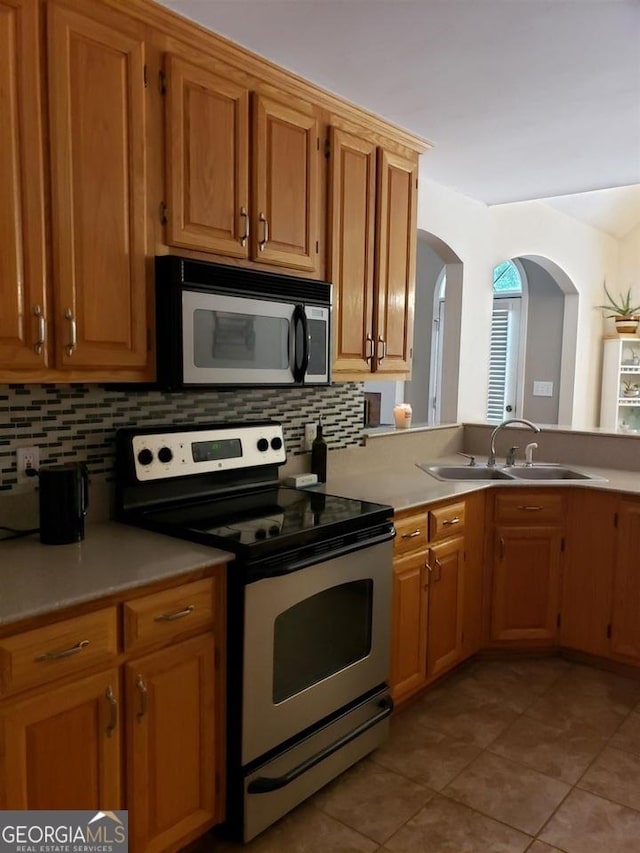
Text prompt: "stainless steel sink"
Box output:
[[418, 464, 515, 481], [503, 465, 598, 480], [419, 463, 604, 482]]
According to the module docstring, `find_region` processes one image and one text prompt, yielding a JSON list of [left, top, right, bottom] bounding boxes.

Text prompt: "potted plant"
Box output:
[[622, 380, 640, 397], [596, 283, 640, 334]]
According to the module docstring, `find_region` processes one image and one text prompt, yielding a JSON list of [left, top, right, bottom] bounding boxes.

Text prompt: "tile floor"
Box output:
[[193, 657, 640, 852]]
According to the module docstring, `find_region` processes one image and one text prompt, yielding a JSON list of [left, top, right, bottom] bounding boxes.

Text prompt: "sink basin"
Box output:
[[503, 465, 597, 480], [418, 464, 515, 481]]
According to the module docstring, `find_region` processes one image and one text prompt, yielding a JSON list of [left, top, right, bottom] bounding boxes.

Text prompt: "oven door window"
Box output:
[[272, 579, 373, 704]]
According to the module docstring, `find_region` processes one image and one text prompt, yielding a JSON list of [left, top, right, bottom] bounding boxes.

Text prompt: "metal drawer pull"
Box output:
[[106, 686, 117, 737], [153, 604, 195, 622], [258, 212, 269, 250], [401, 529, 421, 539], [239, 206, 250, 246], [33, 305, 46, 354], [34, 638, 89, 662], [517, 505, 543, 511], [442, 517, 460, 526], [64, 308, 77, 356], [135, 674, 148, 721]]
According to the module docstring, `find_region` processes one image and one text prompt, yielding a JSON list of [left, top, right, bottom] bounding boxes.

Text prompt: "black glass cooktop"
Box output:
[[133, 486, 393, 560]]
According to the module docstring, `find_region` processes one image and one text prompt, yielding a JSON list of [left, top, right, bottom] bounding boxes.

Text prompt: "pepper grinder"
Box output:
[[311, 420, 327, 483]]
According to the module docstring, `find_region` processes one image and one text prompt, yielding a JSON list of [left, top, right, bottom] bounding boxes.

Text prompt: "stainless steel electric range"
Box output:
[[115, 421, 395, 842]]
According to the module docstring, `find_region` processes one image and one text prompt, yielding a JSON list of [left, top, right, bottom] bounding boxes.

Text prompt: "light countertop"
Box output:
[[0, 522, 232, 628]]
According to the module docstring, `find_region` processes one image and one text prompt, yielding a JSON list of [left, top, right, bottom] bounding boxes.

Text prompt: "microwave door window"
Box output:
[[307, 318, 327, 378], [193, 309, 290, 373]]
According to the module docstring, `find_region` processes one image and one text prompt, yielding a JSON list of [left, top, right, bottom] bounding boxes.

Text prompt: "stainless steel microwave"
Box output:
[[155, 257, 331, 389]]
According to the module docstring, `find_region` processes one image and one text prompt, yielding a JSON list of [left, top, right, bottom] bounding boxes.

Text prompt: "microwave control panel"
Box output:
[[129, 423, 286, 481]]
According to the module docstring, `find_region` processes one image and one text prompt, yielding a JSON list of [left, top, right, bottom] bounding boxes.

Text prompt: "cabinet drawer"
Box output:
[[123, 578, 215, 652], [0, 607, 118, 697], [394, 511, 428, 556], [429, 501, 466, 541], [495, 492, 564, 524]]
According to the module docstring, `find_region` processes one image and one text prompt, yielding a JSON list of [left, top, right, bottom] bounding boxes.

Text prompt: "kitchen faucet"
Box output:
[[487, 418, 541, 467]]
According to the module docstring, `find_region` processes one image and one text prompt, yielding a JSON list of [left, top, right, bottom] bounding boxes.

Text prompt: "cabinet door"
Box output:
[[328, 127, 376, 376], [427, 536, 464, 679], [0, 669, 121, 810], [461, 491, 486, 657], [47, 1, 148, 370], [0, 0, 47, 369], [165, 54, 249, 257], [126, 634, 217, 853], [390, 551, 428, 704], [373, 148, 418, 376], [561, 490, 616, 657], [611, 500, 640, 661], [491, 526, 562, 643], [253, 94, 319, 271]]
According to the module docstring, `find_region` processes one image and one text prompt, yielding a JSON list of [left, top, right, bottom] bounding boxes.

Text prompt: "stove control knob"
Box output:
[[158, 446, 173, 464], [257, 438, 269, 452], [270, 436, 283, 451], [268, 525, 280, 536], [255, 528, 267, 540], [137, 448, 153, 466]]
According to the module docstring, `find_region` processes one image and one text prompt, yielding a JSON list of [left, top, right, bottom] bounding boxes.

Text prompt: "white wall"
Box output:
[[619, 222, 640, 296], [417, 175, 621, 428]]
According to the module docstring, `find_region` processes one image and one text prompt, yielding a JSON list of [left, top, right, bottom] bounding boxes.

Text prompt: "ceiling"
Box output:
[[158, 0, 640, 218]]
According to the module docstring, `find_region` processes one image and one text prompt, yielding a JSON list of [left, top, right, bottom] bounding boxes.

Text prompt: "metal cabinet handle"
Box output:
[[153, 604, 195, 622], [258, 212, 269, 251], [499, 536, 505, 558], [64, 308, 77, 356], [442, 517, 460, 526], [365, 334, 375, 362], [424, 560, 432, 588], [135, 674, 148, 721], [401, 529, 421, 539], [239, 206, 250, 247], [517, 505, 543, 512], [377, 335, 387, 362], [33, 305, 46, 354], [34, 638, 89, 662], [433, 557, 442, 582], [106, 686, 118, 737]]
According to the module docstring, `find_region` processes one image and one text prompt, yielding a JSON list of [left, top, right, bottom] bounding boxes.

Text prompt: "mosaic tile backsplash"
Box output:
[[0, 383, 364, 492]]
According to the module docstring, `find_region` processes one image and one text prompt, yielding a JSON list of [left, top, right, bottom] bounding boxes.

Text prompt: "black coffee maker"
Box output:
[[38, 462, 89, 545]]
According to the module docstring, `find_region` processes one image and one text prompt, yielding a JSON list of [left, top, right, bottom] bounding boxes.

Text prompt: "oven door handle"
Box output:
[[292, 304, 310, 383], [247, 695, 394, 794]]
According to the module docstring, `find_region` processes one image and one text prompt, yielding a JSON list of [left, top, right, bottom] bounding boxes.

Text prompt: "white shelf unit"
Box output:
[[600, 337, 640, 432]]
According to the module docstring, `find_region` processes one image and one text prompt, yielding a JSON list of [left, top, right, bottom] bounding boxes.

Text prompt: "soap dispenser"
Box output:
[[311, 420, 327, 483]]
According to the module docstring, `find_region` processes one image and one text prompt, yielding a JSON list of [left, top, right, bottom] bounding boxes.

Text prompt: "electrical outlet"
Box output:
[[17, 446, 40, 482], [304, 423, 317, 453]]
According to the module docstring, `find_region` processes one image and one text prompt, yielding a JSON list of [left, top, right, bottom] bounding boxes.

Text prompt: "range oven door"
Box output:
[[242, 538, 392, 765], [181, 288, 329, 386]]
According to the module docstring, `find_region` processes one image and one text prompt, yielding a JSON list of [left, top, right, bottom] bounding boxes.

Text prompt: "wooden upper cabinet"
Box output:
[[252, 94, 319, 271], [611, 500, 640, 662], [164, 54, 250, 257], [47, 1, 148, 370], [0, 0, 47, 370], [328, 127, 377, 375], [374, 148, 417, 376]]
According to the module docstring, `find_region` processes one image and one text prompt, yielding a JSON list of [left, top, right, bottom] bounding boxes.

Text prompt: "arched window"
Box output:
[[487, 261, 525, 422], [428, 269, 446, 424]]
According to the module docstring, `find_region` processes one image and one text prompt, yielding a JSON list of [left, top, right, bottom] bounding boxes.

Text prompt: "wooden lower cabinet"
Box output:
[[0, 668, 121, 810], [390, 550, 428, 703], [491, 525, 562, 643], [126, 634, 218, 853], [561, 490, 617, 657], [611, 500, 640, 662], [426, 536, 465, 679]]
